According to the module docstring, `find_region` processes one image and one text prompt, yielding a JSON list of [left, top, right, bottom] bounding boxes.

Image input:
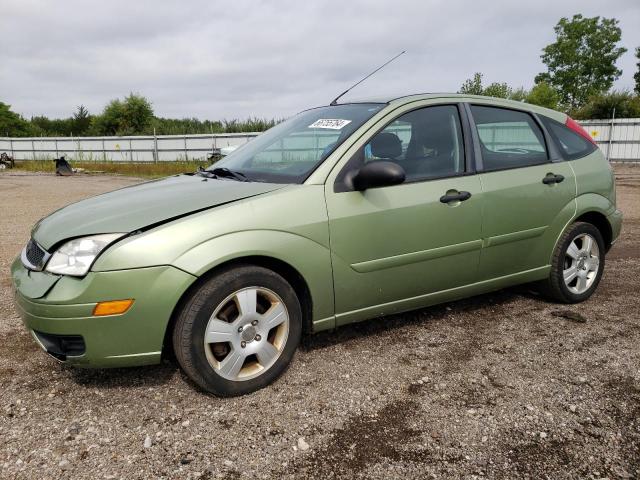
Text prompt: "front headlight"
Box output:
[[45, 233, 125, 276]]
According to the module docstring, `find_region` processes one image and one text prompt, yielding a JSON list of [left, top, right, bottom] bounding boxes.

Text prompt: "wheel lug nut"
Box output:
[[255, 334, 261, 341], [251, 320, 258, 326], [237, 326, 243, 332], [241, 341, 246, 348]]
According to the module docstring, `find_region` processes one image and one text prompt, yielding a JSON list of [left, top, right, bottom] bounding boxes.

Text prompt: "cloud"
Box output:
[[1, 0, 638, 120]]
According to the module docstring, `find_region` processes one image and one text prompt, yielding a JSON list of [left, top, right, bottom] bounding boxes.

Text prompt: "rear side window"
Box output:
[[540, 116, 597, 160], [470, 105, 548, 171]]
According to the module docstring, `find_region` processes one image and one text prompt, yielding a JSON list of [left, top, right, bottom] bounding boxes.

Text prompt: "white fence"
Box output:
[[578, 118, 640, 163], [0, 133, 260, 162], [1, 118, 639, 163]]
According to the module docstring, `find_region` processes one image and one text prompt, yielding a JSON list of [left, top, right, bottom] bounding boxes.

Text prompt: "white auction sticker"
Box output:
[[308, 119, 352, 130]]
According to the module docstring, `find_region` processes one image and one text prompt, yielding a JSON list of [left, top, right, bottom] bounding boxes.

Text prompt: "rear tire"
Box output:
[[172, 265, 302, 396], [541, 222, 605, 303]]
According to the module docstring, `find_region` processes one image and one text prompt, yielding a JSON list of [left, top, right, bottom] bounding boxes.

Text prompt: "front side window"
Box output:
[[344, 105, 465, 184], [210, 104, 384, 183], [471, 105, 548, 171]]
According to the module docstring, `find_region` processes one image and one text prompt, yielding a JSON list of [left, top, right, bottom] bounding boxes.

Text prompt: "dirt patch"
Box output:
[[290, 399, 434, 478]]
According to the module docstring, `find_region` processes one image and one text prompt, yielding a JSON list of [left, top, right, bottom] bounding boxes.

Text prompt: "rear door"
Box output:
[[468, 104, 577, 280], [325, 103, 483, 324]]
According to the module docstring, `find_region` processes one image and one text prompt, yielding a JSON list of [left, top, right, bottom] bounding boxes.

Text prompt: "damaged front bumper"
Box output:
[[11, 256, 196, 368]]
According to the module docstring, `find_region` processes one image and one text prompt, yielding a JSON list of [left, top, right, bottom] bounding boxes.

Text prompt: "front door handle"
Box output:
[[440, 190, 472, 204], [542, 173, 565, 185]]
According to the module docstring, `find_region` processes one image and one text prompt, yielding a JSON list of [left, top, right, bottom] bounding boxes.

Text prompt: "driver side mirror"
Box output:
[[351, 161, 406, 191]]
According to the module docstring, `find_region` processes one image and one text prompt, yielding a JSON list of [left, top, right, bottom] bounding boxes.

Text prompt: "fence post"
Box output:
[[31, 139, 36, 160], [153, 128, 158, 163], [607, 108, 616, 163], [102, 138, 106, 161], [184, 136, 188, 161], [9, 137, 14, 159], [129, 138, 133, 161]]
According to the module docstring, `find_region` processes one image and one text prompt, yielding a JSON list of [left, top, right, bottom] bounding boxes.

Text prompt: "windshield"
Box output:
[[208, 104, 384, 183]]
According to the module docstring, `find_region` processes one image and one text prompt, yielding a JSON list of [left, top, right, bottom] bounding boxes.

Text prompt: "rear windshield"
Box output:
[[208, 104, 384, 183]]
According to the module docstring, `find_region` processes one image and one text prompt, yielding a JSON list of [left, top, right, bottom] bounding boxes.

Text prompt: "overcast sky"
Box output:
[[1, 0, 639, 121]]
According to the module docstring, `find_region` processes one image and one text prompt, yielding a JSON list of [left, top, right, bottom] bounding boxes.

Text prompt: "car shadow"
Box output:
[[65, 285, 542, 389], [301, 284, 542, 352], [67, 361, 178, 389]]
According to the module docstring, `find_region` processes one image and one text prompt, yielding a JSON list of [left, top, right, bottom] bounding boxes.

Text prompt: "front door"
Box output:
[[325, 104, 483, 325]]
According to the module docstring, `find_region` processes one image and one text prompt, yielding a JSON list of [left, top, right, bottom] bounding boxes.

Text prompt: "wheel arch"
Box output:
[[572, 193, 616, 252], [574, 211, 613, 251], [546, 194, 615, 267], [162, 254, 323, 361]]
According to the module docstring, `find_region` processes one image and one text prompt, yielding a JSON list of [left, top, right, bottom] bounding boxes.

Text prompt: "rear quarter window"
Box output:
[[540, 116, 597, 160]]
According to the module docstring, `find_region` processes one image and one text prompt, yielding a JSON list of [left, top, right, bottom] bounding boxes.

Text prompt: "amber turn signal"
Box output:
[[93, 299, 134, 316]]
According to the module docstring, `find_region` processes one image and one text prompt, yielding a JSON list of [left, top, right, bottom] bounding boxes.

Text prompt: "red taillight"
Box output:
[[565, 116, 596, 145]]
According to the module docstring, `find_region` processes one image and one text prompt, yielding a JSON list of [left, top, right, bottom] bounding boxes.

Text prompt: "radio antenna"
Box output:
[[330, 51, 406, 106]]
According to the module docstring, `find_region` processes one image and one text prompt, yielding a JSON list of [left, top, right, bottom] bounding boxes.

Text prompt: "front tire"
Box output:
[[172, 265, 302, 396], [542, 222, 605, 303]]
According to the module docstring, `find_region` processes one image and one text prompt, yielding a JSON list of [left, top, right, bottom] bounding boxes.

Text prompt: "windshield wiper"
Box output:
[[194, 170, 217, 179], [210, 167, 250, 182]]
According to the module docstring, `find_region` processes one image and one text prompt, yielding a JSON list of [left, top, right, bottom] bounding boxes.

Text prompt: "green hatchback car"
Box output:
[[12, 94, 622, 396]]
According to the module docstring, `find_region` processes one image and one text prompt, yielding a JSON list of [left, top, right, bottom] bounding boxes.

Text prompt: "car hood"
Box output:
[[32, 175, 285, 250]]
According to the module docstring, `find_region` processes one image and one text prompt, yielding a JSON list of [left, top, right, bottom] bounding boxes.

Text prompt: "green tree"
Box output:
[[30, 116, 73, 136], [572, 91, 640, 119], [483, 82, 512, 99], [634, 47, 640, 96], [71, 105, 91, 135], [0, 102, 33, 136], [459, 73, 484, 95], [459, 73, 521, 100], [91, 99, 121, 135], [536, 14, 626, 108], [509, 87, 529, 102], [525, 82, 560, 110], [120, 94, 153, 134], [92, 93, 154, 135]]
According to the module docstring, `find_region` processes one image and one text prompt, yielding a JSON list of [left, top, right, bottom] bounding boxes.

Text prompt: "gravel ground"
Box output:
[[0, 167, 639, 479]]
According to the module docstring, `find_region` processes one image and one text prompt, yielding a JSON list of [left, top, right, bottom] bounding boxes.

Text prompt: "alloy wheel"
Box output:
[[563, 233, 600, 295], [203, 287, 289, 381]]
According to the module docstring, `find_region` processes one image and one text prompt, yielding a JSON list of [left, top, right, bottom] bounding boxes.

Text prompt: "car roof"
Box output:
[[336, 92, 519, 105], [335, 93, 566, 122]]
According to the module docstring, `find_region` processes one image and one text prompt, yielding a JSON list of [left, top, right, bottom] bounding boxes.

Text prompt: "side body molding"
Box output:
[[350, 239, 483, 273]]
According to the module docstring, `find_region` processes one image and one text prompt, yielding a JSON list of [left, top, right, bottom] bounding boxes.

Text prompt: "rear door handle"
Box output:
[[542, 173, 565, 185], [440, 190, 472, 204]]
